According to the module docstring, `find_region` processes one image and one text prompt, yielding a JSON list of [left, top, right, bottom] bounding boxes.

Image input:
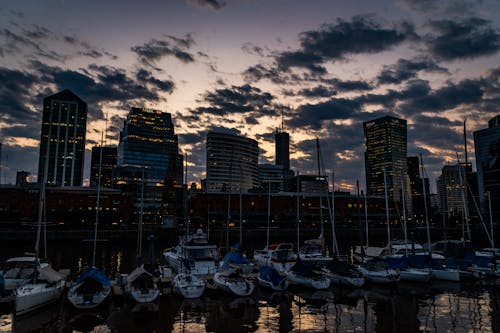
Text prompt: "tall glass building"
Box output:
[[364, 116, 408, 205], [114, 107, 182, 224], [37, 89, 87, 186], [206, 132, 259, 192], [474, 115, 500, 220], [90, 146, 117, 188]]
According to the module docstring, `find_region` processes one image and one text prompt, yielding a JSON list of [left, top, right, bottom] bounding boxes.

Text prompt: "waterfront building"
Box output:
[[436, 163, 471, 216], [206, 132, 259, 193], [259, 164, 284, 192], [364, 116, 409, 208], [275, 130, 290, 171], [114, 107, 183, 224], [37, 89, 87, 186], [407, 156, 430, 222], [474, 115, 500, 221], [90, 146, 117, 188]]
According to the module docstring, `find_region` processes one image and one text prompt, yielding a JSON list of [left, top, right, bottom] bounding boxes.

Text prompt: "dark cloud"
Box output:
[[185, 0, 226, 10], [136, 69, 175, 93], [294, 85, 337, 98], [324, 78, 373, 92], [131, 35, 196, 69], [425, 18, 500, 60], [191, 84, 277, 118], [276, 15, 417, 74], [289, 98, 362, 130], [242, 64, 293, 84], [0, 28, 67, 61], [377, 57, 448, 85]]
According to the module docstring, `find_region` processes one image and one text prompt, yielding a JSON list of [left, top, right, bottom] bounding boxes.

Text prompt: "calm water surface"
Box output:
[[1, 237, 499, 333]]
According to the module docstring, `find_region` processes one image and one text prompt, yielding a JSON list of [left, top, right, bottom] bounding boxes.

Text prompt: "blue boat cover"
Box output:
[[0, 272, 4, 295], [385, 256, 409, 269], [464, 254, 493, 267], [259, 266, 285, 286], [76, 267, 110, 286], [223, 251, 248, 265]]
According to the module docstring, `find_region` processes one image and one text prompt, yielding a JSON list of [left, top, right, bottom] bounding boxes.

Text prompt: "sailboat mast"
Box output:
[[488, 191, 495, 251], [383, 168, 391, 254], [239, 163, 243, 245], [331, 172, 338, 256], [36, 108, 53, 260], [92, 129, 104, 267], [420, 154, 432, 256], [401, 174, 408, 256], [357, 180, 364, 249], [137, 166, 145, 258], [316, 138, 324, 239], [266, 180, 271, 248], [296, 172, 300, 254]]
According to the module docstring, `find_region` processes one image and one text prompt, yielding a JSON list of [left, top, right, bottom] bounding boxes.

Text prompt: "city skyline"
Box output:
[[0, 0, 499, 192]]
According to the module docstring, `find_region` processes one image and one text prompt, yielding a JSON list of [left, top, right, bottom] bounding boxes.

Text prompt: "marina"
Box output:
[[1, 228, 499, 332]]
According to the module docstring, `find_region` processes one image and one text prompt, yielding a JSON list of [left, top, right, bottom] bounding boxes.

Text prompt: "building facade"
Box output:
[[364, 116, 408, 204], [206, 132, 259, 192], [474, 115, 500, 221], [90, 146, 117, 188], [114, 107, 183, 224], [436, 163, 470, 216], [275, 130, 290, 171], [37, 89, 87, 186]]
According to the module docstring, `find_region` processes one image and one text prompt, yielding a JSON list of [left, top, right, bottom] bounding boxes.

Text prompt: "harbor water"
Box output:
[[0, 229, 499, 333]]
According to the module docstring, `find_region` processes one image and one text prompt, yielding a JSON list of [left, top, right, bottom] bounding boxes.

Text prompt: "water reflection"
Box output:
[[1, 242, 499, 332]]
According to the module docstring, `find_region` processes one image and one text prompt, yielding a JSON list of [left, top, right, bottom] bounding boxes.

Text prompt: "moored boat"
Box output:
[[172, 272, 205, 299], [257, 266, 288, 291], [124, 266, 160, 304], [322, 260, 365, 287], [213, 268, 255, 296], [286, 259, 330, 290], [67, 267, 111, 309]]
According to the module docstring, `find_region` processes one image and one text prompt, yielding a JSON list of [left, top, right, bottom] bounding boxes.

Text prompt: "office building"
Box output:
[[407, 156, 430, 221], [90, 146, 117, 188], [206, 132, 259, 192], [114, 107, 182, 224], [259, 164, 285, 192], [474, 115, 500, 221], [436, 163, 470, 216], [364, 116, 408, 204], [275, 130, 290, 171], [37, 89, 87, 186]]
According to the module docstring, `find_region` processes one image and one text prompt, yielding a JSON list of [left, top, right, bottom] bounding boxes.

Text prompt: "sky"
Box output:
[[0, 0, 499, 192]]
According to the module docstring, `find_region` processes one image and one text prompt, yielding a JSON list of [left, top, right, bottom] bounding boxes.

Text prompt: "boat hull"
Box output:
[[15, 281, 65, 316], [213, 272, 254, 296], [286, 271, 330, 290], [173, 273, 205, 299]]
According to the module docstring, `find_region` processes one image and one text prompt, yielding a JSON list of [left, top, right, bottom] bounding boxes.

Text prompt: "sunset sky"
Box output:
[[0, 0, 499, 192]]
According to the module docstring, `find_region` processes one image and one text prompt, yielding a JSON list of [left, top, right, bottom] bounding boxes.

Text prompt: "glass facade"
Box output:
[[37, 90, 87, 186], [474, 115, 500, 220], [364, 116, 408, 203], [206, 132, 259, 192], [90, 146, 117, 188], [115, 107, 182, 224]]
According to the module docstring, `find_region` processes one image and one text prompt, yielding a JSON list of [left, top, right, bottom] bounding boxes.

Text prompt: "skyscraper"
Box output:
[[37, 89, 87, 186], [114, 107, 182, 223], [364, 116, 407, 203], [206, 132, 259, 192], [275, 130, 290, 171], [436, 163, 470, 216], [90, 146, 117, 188], [474, 114, 500, 220]]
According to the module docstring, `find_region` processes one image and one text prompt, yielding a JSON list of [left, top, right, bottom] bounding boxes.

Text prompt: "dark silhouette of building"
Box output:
[[407, 156, 430, 221], [114, 107, 182, 224], [474, 114, 500, 221], [275, 130, 290, 171], [37, 89, 87, 186], [90, 146, 117, 188], [364, 116, 408, 204], [16, 171, 30, 187]]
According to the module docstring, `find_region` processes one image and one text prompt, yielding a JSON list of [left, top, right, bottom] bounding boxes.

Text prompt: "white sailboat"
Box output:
[[213, 267, 255, 296], [14, 117, 66, 315], [124, 167, 160, 304], [357, 169, 399, 284], [172, 155, 206, 299], [68, 130, 110, 309], [287, 171, 330, 290]]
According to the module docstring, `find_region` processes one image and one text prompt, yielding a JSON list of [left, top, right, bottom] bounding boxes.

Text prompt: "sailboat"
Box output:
[[357, 169, 399, 284], [384, 174, 431, 283], [322, 173, 365, 288], [68, 131, 110, 309], [14, 117, 66, 315], [286, 172, 330, 290], [172, 155, 206, 299], [125, 167, 160, 304]]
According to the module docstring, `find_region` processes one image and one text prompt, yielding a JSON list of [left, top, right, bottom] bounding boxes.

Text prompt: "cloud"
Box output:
[[136, 69, 175, 93], [275, 15, 417, 74], [131, 34, 196, 69], [241, 42, 265, 57], [185, 0, 226, 10], [288, 98, 362, 130], [377, 57, 448, 85], [425, 18, 500, 60]]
